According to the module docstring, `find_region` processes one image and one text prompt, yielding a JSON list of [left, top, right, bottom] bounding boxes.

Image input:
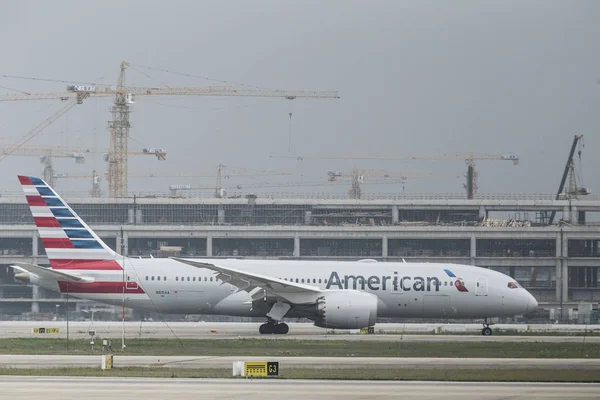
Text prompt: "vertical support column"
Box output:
[[382, 233, 388, 259], [561, 232, 569, 306], [116, 231, 122, 254], [470, 235, 477, 265], [206, 235, 213, 257], [555, 233, 562, 304], [293, 235, 300, 258], [32, 232, 38, 257], [391, 206, 399, 225], [122, 230, 129, 256], [478, 205, 487, 220], [562, 205, 570, 222], [218, 207, 225, 225], [31, 285, 40, 314], [570, 205, 578, 225]]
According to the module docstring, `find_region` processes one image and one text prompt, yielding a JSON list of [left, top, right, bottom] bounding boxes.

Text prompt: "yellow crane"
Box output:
[[272, 152, 519, 199], [327, 169, 459, 199], [0, 61, 339, 197]]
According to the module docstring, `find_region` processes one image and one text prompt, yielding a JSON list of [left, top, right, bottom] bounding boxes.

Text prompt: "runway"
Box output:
[[1, 376, 599, 399], [1, 354, 599, 369], [2, 321, 599, 342]]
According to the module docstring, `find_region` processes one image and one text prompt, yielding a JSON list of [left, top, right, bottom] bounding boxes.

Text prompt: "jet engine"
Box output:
[[313, 290, 378, 329]]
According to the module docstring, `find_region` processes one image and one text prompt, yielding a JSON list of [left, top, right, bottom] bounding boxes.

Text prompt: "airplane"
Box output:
[[11, 175, 538, 336]]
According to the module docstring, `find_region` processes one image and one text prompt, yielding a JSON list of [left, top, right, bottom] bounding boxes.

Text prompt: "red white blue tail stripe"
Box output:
[[19, 175, 121, 271]]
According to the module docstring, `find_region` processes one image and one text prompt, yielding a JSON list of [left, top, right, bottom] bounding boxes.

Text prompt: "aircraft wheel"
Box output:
[[482, 327, 493, 336], [259, 323, 271, 334], [275, 323, 289, 335]]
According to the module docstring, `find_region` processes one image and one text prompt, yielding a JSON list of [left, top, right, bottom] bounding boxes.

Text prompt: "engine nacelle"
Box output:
[[313, 290, 378, 329]]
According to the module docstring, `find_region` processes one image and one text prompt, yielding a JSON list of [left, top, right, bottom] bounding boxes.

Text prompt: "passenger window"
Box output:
[[477, 282, 480, 287], [204, 277, 207, 281], [450, 281, 453, 286], [295, 278, 299, 283], [157, 276, 161, 281], [210, 277, 213, 282], [318, 279, 322, 283], [176, 277, 179, 281], [187, 277, 190, 281], [301, 279, 305, 283], [444, 281, 447, 286], [164, 276, 167, 281], [313, 279, 316, 283], [145, 276, 148, 281], [151, 276, 154, 281]]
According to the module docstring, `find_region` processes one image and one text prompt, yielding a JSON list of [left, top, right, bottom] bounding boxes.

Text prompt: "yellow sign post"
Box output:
[[32, 328, 60, 334], [101, 355, 113, 370], [243, 361, 279, 377]]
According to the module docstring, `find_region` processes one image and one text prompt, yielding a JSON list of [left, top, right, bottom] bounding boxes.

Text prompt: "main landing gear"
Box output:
[[259, 320, 289, 335], [481, 318, 493, 336]]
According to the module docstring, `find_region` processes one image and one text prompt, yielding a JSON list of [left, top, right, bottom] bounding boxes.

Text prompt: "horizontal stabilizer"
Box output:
[[10, 262, 95, 283]]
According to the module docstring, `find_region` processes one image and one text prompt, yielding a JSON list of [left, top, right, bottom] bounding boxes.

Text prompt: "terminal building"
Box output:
[[0, 193, 598, 321]]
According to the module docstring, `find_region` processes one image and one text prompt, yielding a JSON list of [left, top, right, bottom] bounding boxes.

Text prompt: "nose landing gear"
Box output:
[[481, 317, 493, 336]]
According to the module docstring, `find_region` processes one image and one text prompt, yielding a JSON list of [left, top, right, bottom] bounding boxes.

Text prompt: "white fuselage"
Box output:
[[31, 258, 538, 320]]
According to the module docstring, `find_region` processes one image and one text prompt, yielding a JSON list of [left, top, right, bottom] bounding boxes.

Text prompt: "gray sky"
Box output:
[[0, 0, 598, 197]]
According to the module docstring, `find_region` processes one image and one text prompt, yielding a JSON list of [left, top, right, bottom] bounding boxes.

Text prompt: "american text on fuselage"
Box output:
[[326, 271, 442, 292]]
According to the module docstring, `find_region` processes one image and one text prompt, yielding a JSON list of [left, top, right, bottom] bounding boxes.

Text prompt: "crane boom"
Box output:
[[549, 135, 585, 224], [0, 87, 339, 102]]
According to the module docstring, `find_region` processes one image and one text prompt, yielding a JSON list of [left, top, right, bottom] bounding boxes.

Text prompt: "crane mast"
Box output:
[[107, 61, 132, 198]]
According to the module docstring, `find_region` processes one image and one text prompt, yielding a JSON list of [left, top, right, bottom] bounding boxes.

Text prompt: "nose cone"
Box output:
[[526, 292, 538, 312]]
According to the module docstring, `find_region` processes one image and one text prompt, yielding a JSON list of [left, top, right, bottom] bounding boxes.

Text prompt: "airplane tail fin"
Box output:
[[18, 175, 122, 271]]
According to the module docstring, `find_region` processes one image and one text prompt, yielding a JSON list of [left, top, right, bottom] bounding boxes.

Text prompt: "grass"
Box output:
[[0, 367, 599, 382], [0, 338, 598, 358]]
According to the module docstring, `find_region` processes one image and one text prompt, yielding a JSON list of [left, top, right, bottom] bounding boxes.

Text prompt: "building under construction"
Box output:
[[0, 190, 598, 321]]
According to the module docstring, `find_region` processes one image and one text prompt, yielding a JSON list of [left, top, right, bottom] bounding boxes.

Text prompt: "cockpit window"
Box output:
[[507, 281, 519, 289]]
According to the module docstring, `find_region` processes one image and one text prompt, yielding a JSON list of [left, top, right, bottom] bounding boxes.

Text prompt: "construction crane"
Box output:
[[166, 163, 292, 197], [271, 152, 519, 199], [0, 145, 86, 187], [0, 61, 339, 197], [4, 144, 166, 189], [54, 170, 103, 198], [327, 169, 458, 199], [548, 134, 589, 224]]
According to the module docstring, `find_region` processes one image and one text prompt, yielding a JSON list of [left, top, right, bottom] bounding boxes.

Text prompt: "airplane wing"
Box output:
[[10, 262, 95, 283], [172, 257, 321, 304]]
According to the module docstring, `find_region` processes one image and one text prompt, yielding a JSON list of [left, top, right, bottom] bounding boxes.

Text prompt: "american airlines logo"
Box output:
[[325, 269, 469, 293], [326, 271, 441, 292], [444, 269, 469, 292]]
